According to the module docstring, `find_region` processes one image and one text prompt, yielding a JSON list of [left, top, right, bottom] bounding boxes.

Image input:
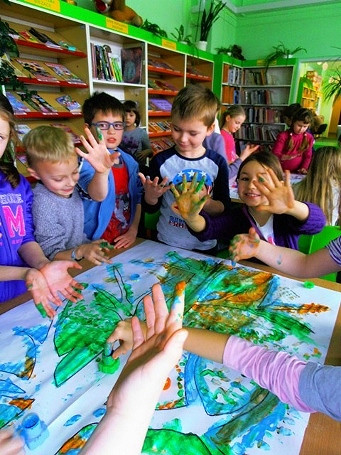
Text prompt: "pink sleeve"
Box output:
[[272, 131, 287, 159], [223, 335, 315, 413]]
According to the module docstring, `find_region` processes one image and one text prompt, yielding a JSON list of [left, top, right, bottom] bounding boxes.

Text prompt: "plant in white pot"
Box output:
[[197, 0, 225, 51]]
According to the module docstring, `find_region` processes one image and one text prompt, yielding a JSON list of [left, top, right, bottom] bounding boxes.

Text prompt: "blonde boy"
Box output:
[[25, 126, 111, 265], [140, 85, 231, 251]]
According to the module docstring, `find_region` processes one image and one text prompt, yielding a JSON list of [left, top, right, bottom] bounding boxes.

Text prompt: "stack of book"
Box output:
[[148, 79, 178, 91], [148, 120, 172, 133]]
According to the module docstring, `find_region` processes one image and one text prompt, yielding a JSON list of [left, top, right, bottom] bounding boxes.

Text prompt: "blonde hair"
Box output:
[[171, 85, 219, 127], [294, 146, 341, 225], [24, 126, 75, 167]]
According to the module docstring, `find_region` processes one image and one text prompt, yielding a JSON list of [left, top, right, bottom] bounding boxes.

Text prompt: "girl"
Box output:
[[0, 107, 82, 315], [170, 151, 326, 255], [121, 100, 152, 168], [293, 146, 341, 226], [272, 107, 314, 174], [220, 105, 259, 179]]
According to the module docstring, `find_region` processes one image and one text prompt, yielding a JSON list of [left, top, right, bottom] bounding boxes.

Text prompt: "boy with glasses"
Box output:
[[78, 92, 142, 249]]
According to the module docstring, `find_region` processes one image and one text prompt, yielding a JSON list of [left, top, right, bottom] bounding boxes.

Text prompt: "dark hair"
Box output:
[[237, 151, 284, 181], [171, 85, 219, 127], [0, 94, 14, 114], [82, 91, 125, 125], [123, 100, 140, 126], [286, 107, 314, 152], [220, 105, 246, 129], [282, 103, 301, 121]]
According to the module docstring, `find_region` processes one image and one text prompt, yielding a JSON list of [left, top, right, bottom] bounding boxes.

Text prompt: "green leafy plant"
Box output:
[[0, 18, 24, 89], [264, 42, 307, 69], [199, 0, 225, 42], [140, 19, 168, 38], [323, 48, 341, 103], [215, 44, 245, 60], [171, 25, 192, 45]]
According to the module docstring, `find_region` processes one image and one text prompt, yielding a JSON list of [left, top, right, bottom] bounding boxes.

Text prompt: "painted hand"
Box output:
[[254, 169, 295, 213], [75, 126, 120, 173], [171, 172, 208, 221], [113, 227, 137, 249], [229, 227, 261, 263], [40, 261, 83, 303], [81, 240, 112, 266], [106, 282, 187, 418], [25, 268, 61, 318]]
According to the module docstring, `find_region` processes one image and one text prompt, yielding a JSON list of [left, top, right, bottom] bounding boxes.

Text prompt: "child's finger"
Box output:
[[189, 172, 198, 190], [170, 184, 180, 198], [194, 176, 206, 194]]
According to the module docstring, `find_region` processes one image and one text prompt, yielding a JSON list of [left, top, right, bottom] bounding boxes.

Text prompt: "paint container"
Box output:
[[21, 412, 49, 450]]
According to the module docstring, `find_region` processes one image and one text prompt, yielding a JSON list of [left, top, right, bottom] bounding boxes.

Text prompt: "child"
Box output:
[[24, 126, 113, 265], [281, 103, 301, 128], [293, 146, 341, 226], [171, 151, 326, 255], [220, 105, 259, 179], [272, 107, 314, 174], [140, 84, 231, 252], [120, 100, 152, 168], [108, 282, 341, 422], [77, 92, 142, 249], [0, 108, 82, 313]]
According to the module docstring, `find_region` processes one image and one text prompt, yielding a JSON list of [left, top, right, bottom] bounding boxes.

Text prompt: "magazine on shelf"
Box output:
[[148, 58, 174, 71], [55, 95, 81, 113], [149, 98, 172, 111], [121, 46, 143, 84], [45, 63, 85, 84], [18, 92, 57, 114], [51, 123, 81, 144], [16, 124, 31, 142], [5, 91, 32, 114], [15, 58, 59, 82]]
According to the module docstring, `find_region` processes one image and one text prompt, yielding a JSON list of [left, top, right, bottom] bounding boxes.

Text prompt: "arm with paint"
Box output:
[[170, 173, 208, 232], [54, 240, 113, 265], [81, 282, 187, 454], [229, 227, 340, 278]]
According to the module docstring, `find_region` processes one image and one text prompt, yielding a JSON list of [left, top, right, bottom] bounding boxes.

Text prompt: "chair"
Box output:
[[313, 123, 327, 138], [298, 226, 341, 282], [143, 210, 160, 240]]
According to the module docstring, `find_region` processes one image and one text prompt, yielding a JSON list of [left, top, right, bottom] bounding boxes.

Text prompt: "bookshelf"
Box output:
[[297, 72, 322, 110], [215, 54, 298, 149], [186, 55, 213, 88]]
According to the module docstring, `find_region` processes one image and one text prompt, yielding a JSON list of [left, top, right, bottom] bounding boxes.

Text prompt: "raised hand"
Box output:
[[254, 168, 295, 213], [171, 172, 208, 221], [106, 282, 187, 415], [40, 261, 83, 303], [139, 173, 169, 205], [229, 227, 261, 263], [75, 126, 120, 174]]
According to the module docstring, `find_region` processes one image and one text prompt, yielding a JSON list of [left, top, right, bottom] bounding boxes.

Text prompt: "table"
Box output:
[[229, 173, 305, 203], [1, 239, 340, 455]]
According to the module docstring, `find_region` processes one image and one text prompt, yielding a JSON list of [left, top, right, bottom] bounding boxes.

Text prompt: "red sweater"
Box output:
[[272, 130, 314, 172]]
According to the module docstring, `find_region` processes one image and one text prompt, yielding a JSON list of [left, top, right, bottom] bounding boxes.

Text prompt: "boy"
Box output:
[[77, 92, 142, 249], [25, 126, 112, 264], [140, 85, 230, 251]]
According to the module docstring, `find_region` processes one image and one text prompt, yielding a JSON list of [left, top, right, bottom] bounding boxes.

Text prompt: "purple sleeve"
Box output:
[[223, 335, 314, 413], [228, 158, 242, 180], [21, 176, 36, 245]]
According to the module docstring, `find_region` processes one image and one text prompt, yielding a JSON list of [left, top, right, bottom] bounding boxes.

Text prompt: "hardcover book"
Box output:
[[55, 95, 81, 113], [121, 46, 143, 84], [149, 98, 172, 111], [5, 91, 31, 114], [15, 58, 59, 82]]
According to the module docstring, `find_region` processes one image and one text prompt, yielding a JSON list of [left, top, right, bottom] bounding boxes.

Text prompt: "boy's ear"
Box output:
[[27, 167, 41, 180], [206, 122, 215, 137]]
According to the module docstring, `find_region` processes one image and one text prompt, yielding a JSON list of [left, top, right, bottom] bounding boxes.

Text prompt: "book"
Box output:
[[5, 91, 32, 114], [121, 46, 143, 84], [15, 58, 59, 82], [149, 98, 172, 111], [55, 95, 81, 113], [45, 63, 85, 84], [18, 30, 40, 43], [18, 92, 57, 113], [16, 124, 31, 142], [148, 58, 174, 71]]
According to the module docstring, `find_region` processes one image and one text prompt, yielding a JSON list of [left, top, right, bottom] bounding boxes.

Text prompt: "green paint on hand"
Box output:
[[303, 281, 315, 289], [100, 241, 114, 249], [96, 127, 103, 141], [194, 176, 205, 194], [36, 303, 47, 318]]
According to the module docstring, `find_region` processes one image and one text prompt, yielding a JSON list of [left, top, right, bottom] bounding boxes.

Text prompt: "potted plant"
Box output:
[[140, 19, 168, 38], [197, 0, 225, 50], [264, 41, 307, 69], [215, 44, 245, 60], [171, 25, 192, 45], [323, 67, 341, 103]]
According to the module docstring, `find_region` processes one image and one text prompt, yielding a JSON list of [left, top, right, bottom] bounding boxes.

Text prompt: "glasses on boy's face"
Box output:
[[91, 121, 125, 131]]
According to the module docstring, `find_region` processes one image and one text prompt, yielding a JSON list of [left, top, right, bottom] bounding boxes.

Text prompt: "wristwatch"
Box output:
[[71, 248, 83, 262]]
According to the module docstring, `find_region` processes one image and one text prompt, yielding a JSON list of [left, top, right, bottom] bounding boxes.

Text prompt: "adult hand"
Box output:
[[40, 261, 83, 303], [229, 227, 261, 263]]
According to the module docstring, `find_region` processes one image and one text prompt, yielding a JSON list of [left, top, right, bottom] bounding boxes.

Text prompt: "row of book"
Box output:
[[240, 89, 273, 105], [3, 56, 85, 85], [148, 58, 175, 71], [91, 43, 123, 82], [243, 107, 283, 124], [16, 123, 80, 145], [235, 124, 284, 142], [223, 65, 242, 86], [243, 69, 267, 86], [6, 91, 81, 115], [150, 137, 174, 154], [148, 79, 178, 92], [148, 120, 171, 133]]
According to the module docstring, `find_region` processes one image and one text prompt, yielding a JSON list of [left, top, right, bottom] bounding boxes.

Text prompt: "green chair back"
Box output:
[[298, 226, 341, 282]]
